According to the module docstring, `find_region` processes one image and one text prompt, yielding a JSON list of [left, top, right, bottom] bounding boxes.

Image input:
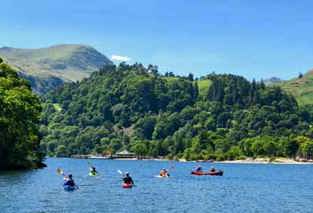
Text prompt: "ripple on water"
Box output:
[[1, 158, 313, 213]]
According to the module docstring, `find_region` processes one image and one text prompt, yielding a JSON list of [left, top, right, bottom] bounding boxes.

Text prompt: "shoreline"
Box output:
[[164, 157, 313, 165], [214, 157, 313, 165], [67, 155, 313, 164]]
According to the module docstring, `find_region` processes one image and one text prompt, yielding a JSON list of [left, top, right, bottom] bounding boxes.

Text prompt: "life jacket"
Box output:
[[123, 176, 133, 184], [64, 179, 75, 187]]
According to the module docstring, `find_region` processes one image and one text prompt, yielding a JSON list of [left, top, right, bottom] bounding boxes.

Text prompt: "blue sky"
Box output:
[[1, 0, 313, 80]]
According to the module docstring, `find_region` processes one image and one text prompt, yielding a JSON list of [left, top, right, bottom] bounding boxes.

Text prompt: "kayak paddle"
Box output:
[[57, 168, 65, 176], [117, 170, 123, 175]]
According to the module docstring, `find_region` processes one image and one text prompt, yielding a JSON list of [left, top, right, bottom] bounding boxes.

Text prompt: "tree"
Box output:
[[148, 64, 158, 75], [56, 145, 67, 157], [40, 63, 312, 161], [263, 140, 277, 156], [188, 73, 194, 81], [226, 146, 243, 160], [131, 142, 148, 158], [0, 62, 43, 169], [300, 142, 313, 159], [207, 78, 224, 102], [281, 139, 298, 158], [193, 81, 199, 100]]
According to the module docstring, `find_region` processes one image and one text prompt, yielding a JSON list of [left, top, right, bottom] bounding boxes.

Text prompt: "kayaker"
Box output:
[[90, 166, 97, 175], [64, 174, 76, 187], [195, 165, 203, 172], [210, 167, 216, 172], [123, 172, 134, 185], [159, 168, 169, 177]]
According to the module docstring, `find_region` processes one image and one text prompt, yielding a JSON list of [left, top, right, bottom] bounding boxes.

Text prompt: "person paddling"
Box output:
[[123, 172, 134, 185], [89, 166, 98, 176], [195, 165, 203, 172], [159, 168, 170, 177], [64, 174, 76, 187]]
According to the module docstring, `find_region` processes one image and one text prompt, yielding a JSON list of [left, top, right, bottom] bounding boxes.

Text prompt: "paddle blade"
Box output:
[[117, 170, 123, 175], [57, 168, 64, 175]]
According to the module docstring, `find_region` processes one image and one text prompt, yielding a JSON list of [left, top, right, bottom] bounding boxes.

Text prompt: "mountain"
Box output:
[[278, 70, 313, 105], [40, 63, 312, 161], [263, 77, 283, 85], [19, 72, 64, 94], [0, 44, 113, 93]]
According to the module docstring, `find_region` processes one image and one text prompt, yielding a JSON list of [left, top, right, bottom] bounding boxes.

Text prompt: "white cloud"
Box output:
[[111, 55, 131, 62]]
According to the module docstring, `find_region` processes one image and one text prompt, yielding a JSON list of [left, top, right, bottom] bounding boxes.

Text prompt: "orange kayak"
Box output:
[[122, 183, 133, 188]]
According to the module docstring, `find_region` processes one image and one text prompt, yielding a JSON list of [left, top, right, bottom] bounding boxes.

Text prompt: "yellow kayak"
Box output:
[[89, 172, 97, 176]]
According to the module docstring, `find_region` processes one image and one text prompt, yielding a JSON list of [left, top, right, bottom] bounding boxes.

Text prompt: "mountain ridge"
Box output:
[[0, 44, 113, 93]]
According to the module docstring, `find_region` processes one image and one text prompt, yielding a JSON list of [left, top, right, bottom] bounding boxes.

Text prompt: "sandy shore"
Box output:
[[219, 158, 313, 164], [175, 157, 313, 164]]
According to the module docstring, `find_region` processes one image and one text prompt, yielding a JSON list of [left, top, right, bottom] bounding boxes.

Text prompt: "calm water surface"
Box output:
[[1, 158, 313, 213]]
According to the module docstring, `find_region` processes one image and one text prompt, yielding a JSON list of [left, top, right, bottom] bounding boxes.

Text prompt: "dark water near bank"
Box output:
[[1, 158, 313, 213]]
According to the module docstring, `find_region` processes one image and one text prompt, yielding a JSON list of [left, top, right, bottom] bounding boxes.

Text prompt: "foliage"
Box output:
[[41, 63, 313, 160], [0, 59, 43, 169]]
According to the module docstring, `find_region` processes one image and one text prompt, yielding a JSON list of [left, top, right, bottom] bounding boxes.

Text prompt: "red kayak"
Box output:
[[122, 183, 133, 188], [191, 170, 223, 176]]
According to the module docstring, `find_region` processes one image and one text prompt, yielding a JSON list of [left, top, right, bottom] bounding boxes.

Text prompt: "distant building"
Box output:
[[113, 150, 136, 159]]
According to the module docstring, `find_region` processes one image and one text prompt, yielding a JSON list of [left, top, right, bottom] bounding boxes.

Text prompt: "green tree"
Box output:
[[281, 139, 298, 158], [300, 142, 313, 159], [0, 62, 43, 169], [56, 145, 67, 157], [131, 142, 148, 158], [40, 64, 312, 161]]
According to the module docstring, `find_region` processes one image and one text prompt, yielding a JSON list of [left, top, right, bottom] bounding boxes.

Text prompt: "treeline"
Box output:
[[41, 63, 313, 160], [0, 58, 44, 170]]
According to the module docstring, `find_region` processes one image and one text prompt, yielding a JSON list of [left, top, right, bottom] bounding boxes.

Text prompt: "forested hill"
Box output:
[[0, 58, 44, 170], [41, 63, 313, 160]]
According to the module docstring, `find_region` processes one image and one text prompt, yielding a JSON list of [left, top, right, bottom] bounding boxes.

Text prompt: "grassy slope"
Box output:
[[164, 77, 212, 97], [163, 77, 212, 97], [278, 71, 313, 105], [197, 79, 212, 97]]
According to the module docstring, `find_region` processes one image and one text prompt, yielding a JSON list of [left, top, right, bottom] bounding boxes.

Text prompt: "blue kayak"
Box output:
[[63, 185, 77, 191]]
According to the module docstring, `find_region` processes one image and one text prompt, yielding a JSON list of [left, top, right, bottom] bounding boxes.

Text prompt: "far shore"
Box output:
[[68, 155, 313, 164], [218, 158, 313, 165]]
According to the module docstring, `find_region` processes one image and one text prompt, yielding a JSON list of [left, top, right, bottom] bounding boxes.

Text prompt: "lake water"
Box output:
[[1, 158, 313, 213]]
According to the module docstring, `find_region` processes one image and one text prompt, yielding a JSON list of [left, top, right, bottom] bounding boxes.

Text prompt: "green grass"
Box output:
[[163, 77, 212, 97], [278, 73, 313, 106], [197, 79, 212, 97], [163, 76, 179, 82]]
